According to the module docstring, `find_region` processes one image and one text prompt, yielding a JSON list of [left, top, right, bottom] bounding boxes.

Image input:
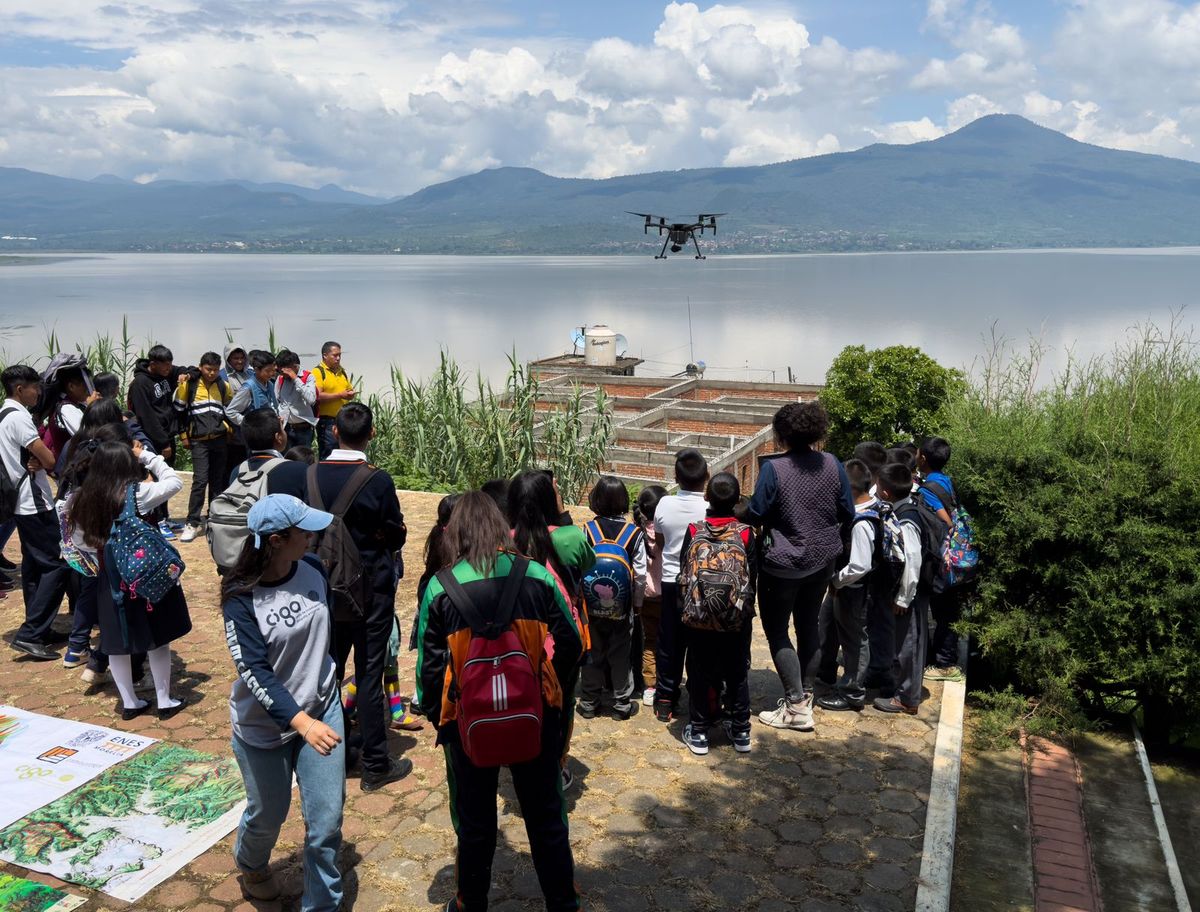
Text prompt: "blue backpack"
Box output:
[[104, 485, 185, 645], [582, 520, 637, 621]]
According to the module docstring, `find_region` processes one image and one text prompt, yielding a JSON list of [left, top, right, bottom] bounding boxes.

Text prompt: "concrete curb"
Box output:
[[915, 677, 965, 912], [1132, 720, 1193, 912]]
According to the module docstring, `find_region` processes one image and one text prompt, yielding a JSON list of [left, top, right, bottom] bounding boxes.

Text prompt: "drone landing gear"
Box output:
[[691, 233, 706, 260], [656, 236, 670, 260]]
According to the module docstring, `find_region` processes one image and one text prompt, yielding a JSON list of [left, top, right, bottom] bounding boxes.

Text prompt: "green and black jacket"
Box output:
[[415, 551, 583, 740]]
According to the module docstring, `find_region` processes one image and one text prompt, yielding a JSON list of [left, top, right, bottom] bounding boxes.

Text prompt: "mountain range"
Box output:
[[3, 115, 1200, 254]]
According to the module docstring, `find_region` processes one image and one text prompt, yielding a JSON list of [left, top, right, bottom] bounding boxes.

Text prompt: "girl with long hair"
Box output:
[[66, 440, 189, 719], [415, 491, 582, 912], [221, 494, 345, 910], [505, 469, 594, 790]]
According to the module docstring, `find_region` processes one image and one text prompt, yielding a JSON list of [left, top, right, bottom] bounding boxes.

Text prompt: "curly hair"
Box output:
[[773, 400, 829, 450]]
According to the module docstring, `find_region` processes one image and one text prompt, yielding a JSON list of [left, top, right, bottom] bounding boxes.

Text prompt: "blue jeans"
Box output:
[[231, 695, 345, 912]]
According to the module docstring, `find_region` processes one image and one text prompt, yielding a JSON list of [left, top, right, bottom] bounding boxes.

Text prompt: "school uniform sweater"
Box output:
[[127, 361, 176, 453]]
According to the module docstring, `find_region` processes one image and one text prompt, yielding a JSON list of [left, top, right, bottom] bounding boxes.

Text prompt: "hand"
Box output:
[[182, 440, 192, 450], [892, 602, 910, 616], [342, 389, 356, 399], [132, 439, 144, 459], [281, 366, 297, 381], [25, 457, 39, 474], [85, 390, 102, 405], [162, 445, 174, 460], [302, 720, 342, 756]]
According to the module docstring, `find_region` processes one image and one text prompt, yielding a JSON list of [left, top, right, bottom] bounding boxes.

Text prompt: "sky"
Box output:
[[1, 1, 1198, 197]]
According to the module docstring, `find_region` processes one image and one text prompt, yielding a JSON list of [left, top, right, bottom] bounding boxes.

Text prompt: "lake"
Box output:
[[0, 250, 1194, 389]]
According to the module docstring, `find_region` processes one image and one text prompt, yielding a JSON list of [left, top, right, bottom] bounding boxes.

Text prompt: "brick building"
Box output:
[[528, 361, 824, 491]]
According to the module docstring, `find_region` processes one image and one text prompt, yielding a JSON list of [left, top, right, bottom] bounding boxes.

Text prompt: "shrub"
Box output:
[[940, 320, 1200, 744], [822, 344, 965, 457]]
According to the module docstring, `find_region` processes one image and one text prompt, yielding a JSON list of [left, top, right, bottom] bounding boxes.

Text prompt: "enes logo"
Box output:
[[36, 746, 78, 765]]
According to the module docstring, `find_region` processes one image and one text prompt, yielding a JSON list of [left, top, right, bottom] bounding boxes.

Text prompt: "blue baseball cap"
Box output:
[[246, 494, 333, 548]]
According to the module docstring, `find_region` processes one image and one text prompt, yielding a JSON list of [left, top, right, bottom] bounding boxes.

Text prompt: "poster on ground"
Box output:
[[0, 743, 246, 902], [0, 873, 85, 912], [0, 706, 156, 830]]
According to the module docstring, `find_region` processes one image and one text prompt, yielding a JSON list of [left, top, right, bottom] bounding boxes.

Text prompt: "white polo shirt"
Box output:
[[0, 401, 54, 515]]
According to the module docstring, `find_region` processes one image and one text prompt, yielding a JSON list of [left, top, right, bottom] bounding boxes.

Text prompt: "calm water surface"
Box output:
[[0, 251, 1194, 388]]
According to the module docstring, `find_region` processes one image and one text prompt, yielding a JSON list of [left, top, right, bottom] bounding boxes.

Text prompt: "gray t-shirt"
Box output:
[[223, 556, 337, 749]]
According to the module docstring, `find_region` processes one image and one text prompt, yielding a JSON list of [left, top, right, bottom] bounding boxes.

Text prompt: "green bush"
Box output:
[[823, 344, 965, 457], [940, 321, 1200, 743]]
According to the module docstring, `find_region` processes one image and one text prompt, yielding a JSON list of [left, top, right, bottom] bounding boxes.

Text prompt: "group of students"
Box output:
[[2, 349, 969, 912]]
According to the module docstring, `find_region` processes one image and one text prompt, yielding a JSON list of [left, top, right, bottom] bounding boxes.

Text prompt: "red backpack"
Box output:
[[436, 557, 543, 767]]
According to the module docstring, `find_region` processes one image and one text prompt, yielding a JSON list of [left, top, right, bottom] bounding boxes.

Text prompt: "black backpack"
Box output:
[[307, 463, 379, 622], [894, 497, 948, 593]]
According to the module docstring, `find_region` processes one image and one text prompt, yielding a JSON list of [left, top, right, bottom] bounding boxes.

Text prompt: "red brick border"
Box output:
[[1024, 734, 1103, 912]]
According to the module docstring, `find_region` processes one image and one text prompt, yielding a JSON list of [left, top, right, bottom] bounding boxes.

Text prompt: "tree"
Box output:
[[822, 344, 965, 457]]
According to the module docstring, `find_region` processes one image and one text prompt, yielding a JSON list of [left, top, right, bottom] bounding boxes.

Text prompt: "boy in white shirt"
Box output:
[[1, 365, 71, 660], [817, 459, 878, 712], [651, 449, 710, 722], [872, 463, 930, 715]]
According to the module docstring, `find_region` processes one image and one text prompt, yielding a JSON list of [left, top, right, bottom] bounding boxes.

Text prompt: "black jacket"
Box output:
[[127, 360, 176, 453]]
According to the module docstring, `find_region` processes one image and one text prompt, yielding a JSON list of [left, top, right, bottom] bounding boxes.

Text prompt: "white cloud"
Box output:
[[4, 0, 1200, 195]]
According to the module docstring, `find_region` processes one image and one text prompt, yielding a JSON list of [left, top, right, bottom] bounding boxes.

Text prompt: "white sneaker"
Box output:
[[642, 687, 656, 707], [80, 666, 109, 685], [179, 523, 201, 543], [757, 697, 815, 731]]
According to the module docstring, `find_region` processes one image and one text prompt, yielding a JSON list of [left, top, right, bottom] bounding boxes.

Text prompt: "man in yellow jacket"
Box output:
[[173, 352, 233, 542]]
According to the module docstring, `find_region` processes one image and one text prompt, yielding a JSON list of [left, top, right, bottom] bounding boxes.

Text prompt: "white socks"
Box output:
[[148, 646, 180, 710], [109, 654, 147, 711]]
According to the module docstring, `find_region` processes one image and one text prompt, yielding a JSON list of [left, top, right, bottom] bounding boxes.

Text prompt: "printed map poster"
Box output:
[[0, 743, 247, 902], [0, 873, 85, 912], [0, 706, 156, 829]]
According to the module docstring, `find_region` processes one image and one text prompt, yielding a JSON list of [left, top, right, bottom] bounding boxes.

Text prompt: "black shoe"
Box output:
[[613, 705, 633, 721], [157, 698, 190, 721], [43, 629, 70, 645], [0, 555, 16, 572], [0, 576, 15, 592], [653, 702, 673, 723], [10, 639, 58, 661], [117, 701, 151, 721], [816, 694, 864, 712], [361, 757, 413, 792], [576, 704, 597, 720]]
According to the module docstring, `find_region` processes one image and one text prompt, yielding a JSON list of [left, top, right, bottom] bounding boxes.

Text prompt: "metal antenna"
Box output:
[[687, 297, 695, 364]]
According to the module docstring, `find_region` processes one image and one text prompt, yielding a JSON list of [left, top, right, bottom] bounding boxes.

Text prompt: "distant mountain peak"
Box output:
[[935, 113, 1073, 147]]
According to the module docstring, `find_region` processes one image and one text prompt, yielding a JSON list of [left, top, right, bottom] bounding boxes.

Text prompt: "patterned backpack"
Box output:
[[679, 520, 754, 632], [106, 484, 185, 606], [582, 520, 638, 621], [920, 479, 981, 589], [855, 502, 907, 602]]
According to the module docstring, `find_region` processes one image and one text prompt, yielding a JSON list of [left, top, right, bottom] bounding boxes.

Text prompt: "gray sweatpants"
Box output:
[[829, 585, 871, 705], [579, 616, 635, 714], [893, 590, 929, 708]]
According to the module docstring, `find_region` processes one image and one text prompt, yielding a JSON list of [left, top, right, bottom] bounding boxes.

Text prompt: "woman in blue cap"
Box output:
[[220, 493, 344, 911]]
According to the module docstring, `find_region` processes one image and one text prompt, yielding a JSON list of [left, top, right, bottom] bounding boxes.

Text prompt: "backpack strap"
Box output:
[[920, 479, 957, 511], [584, 520, 602, 546], [329, 464, 377, 516], [306, 463, 325, 511], [119, 483, 139, 522], [614, 522, 637, 551], [437, 556, 529, 637]]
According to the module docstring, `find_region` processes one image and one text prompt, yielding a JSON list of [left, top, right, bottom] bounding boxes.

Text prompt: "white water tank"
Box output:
[[584, 324, 618, 367]]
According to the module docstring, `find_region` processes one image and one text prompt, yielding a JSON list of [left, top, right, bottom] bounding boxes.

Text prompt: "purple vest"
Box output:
[[761, 450, 844, 577]]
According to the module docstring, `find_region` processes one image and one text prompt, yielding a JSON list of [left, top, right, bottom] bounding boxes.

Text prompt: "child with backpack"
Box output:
[[633, 485, 667, 706], [577, 476, 646, 721], [65, 439, 190, 720], [917, 436, 972, 683], [873, 462, 942, 715], [816, 460, 905, 712], [174, 353, 233, 543], [677, 473, 757, 755], [416, 491, 582, 912]]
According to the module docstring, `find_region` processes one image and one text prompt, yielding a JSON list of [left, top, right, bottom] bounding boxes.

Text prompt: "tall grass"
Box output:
[[365, 351, 612, 502], [940, 316, 1200, 743]]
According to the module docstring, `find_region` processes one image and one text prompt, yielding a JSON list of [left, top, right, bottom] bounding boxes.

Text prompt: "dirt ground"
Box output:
[[0, 484, 947, 911]]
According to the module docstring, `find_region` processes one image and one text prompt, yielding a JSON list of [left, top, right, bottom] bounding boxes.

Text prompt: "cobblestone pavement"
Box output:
[[0, 489, 943, 911]]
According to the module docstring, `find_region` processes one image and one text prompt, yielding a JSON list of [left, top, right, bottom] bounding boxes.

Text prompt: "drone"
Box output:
[[627, 212, 725, 260]]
